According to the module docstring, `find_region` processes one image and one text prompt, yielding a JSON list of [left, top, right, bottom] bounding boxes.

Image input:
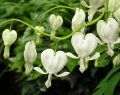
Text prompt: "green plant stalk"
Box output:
[[0, 10, 105, 41]]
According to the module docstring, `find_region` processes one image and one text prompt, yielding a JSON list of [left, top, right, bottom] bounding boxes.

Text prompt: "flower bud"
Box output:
[[2, 29, 17, 59], [49, 14, 63, 31], [49, 14, 63, 39], [35, 26, 44, 35], [113, 54, 120, 67], [72, 8, 85, 32], [108, 0, 120, 12], [24, 41, 37, 74], [113, 7, 120, 23]]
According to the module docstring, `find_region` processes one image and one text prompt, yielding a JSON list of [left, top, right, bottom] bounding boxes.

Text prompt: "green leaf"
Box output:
[[92, 66, 120, 95], [95, 52, 111, 67], [66, 58, 79, 72]]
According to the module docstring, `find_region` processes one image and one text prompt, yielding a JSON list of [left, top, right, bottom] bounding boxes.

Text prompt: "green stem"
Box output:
[[40, 5, 75, 23], [0, 10, 105, 41], [0, 18, 34, 29]]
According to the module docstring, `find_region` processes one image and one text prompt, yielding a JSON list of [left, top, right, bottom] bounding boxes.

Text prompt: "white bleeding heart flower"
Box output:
[[66, 32, 100, 73], [97, 18, 119, 57], [24, 41, 37, 75], [108, 0, 120, 13], [49, 14, 63, 39], [2, 29, 17, 59], [81, 0, 104, 21], [113, 7, 120, 23], [72, 8, 85, 32], [34, 49, 69, 88]]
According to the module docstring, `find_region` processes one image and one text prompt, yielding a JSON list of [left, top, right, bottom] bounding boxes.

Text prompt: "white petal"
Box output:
[[107, 43, 114, 57], [71, 32, 98, 58], [85, 33, 98, 55], [79, 58, 86, 73], [45, 74, 52, 88], [41, 49, 68, 74], [71, 32, 84, 55], [24, 41, 37, 63], [56, 15, 63, 29], [72, 8, 85, 32], [2, 29, 17, 46], [97, 20, 106, 42], [88, 8, 96, 21], [88, 52, 100, 60], [49, 14, 57, 31], [55, 51, 68, 73], [114, 38, 120, 44], [55, 72, 70, 77], [41, 49, 55, 72], [81, 0, 90, 8], [66, 52, 79, 59], [34, 67, 47, 74], [90, 0, 104, 9]]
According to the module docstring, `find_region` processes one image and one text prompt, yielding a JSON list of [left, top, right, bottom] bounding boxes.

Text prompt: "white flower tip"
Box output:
[[89, 52, 100, 60], [45, 74, 52, 88], [79, 66, 85, 73], [34, 67, 46, 74], [107, 47, 114, 57], [24, 63, 33, 75], [66, 52, 78, 59], [55, 72, 70, 77], [45, 80, 51, 88], [107, 50, 114, 57]]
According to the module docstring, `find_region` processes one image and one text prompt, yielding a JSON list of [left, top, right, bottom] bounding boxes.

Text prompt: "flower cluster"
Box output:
[[2, 0, 120, 88]]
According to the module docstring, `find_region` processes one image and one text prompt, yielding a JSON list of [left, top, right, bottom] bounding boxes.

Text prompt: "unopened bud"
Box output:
[[35, 26, 44, 35], [24, 41, 37, 74], [49, 14, 63, 31]]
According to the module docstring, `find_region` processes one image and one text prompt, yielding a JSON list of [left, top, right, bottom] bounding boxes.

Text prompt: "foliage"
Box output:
[[0, 0, 120, 95]]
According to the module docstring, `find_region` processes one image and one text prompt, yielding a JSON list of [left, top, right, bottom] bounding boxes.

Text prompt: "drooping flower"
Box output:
[[34, 49, 69, 88], [108, 0, 120, 13], [113, 7, 120, 23], [66, 32, 100, 73], [49, 14, 63, 39], [97, 18, 120, 57], [72, 8, 85, 32], [2, 29, 17, 59], [81, 0, 104, 21], [108, 0, 120, 22], [24, 41, 37, 75]]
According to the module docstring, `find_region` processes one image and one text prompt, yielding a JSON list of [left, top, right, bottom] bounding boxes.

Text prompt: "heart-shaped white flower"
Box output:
[[81, 0, 104, 21], [49, 14, 63, 39], [2, 29, 17, 59], [97, 18, 119, 56], [49, 14, 63, 31], [34, 49, 69, 88], [66, 32, 100, 73], [108, 0, 120, 12]]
